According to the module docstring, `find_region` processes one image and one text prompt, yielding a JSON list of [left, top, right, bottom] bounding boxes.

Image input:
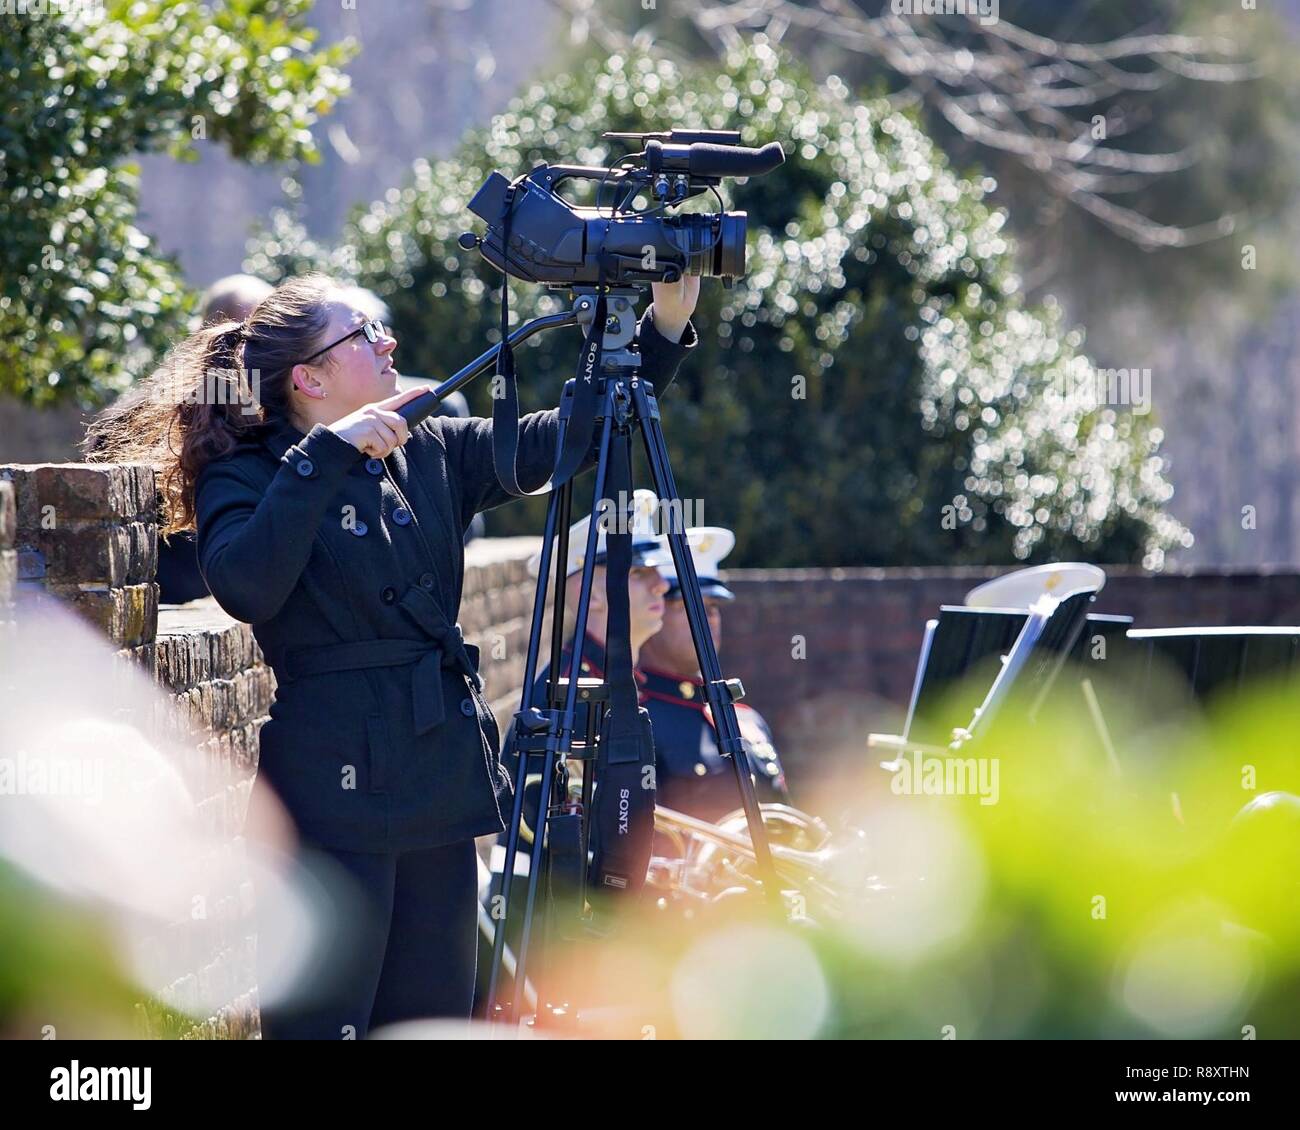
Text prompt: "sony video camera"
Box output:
[[460, 129, 784, 288]]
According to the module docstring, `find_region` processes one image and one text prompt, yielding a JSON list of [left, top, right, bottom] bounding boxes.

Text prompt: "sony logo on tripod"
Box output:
[[581, 336, 599, 385]]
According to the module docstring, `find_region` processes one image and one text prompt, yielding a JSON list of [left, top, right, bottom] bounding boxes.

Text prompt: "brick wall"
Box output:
[[458, 536, 540, 725], [719, 566, 1300, 788], [0, 461, 268, 1038], [1, 463, 158, 662], [465, 556, 1300, 795], [149, 600, 274, 1039]]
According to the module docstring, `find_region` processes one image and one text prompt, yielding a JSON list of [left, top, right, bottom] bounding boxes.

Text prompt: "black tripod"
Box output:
[[400, 285, 782, 1028]]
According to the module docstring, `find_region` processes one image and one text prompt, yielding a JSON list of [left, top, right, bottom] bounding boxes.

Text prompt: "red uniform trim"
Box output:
[[640, 686, 708, 713]]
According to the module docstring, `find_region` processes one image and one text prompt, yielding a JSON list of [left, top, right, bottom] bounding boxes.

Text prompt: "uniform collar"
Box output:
[[639, 663, 703, 702], [561, 632, 646, 686], [571, 631, 607, 679]]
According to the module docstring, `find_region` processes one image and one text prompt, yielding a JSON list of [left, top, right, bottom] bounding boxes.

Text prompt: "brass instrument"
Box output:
[[511, 773, 880, 922], [647, 802, 876, 922]]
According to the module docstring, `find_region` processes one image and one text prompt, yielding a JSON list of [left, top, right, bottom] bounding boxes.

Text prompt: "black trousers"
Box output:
[[257, 837, 479, 1039]]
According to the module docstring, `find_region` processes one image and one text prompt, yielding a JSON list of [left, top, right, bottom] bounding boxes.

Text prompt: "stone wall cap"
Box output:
[[157, 595, 246, 635]]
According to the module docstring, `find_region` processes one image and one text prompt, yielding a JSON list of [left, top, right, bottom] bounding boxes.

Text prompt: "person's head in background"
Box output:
[[334, 284, 473, 419], [200, 273, 274, 326], [528, 490, 671, 664], [335, 285, 392, 328], [88, 273, 275, 442], [637, 528, 737, 678], [84, 270, 273, 459], [85, 273, 403, 535]]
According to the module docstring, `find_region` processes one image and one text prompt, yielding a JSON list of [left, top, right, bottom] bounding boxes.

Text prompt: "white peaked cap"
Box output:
[[654, 526, 737, 600], [527, 489, 673, 579]]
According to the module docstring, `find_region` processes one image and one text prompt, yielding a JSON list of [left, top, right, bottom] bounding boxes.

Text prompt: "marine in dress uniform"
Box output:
[[494, 493, 667, 860], [196, 301, 696, 1037], [638, 527, 789, 822]]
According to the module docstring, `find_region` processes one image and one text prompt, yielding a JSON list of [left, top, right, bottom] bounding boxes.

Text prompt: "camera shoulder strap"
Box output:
[[588, 434, 657, 905], [491, 181, 605, 497]]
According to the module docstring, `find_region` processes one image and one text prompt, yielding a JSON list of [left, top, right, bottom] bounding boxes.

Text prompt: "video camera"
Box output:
[[460, 129, 785, 288]]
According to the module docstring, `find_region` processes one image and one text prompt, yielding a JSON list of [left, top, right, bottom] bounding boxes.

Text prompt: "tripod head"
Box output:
[[568, 286, 643, 354], [394, 286, 648, 432]]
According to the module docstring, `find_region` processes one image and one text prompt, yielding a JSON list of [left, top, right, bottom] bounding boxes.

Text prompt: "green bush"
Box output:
[[0, 1, 353, 406], [246, 39, 1188, 567]]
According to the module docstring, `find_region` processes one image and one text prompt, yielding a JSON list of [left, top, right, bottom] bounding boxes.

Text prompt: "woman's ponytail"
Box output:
[[84, 273, 340, 535]]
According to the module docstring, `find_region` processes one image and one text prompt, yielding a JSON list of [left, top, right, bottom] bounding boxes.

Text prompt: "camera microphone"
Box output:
[[645, 140, 786, 179]]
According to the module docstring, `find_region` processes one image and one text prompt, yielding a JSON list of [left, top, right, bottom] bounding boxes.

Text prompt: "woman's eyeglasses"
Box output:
[[299, 319, 387, 366]]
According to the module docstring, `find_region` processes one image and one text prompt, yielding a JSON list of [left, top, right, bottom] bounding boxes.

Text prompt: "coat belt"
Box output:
[[283, 630, 481, 736]]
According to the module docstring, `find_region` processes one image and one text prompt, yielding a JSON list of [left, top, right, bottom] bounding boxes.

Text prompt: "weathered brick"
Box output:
[[34, 581, 158, 647], [28, 519, 157, 587], [0, 480, 14, 547], [0, 462, 157, 526]]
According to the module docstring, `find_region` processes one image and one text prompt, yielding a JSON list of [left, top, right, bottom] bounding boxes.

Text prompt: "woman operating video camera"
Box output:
[[87, 271, 698, 1038]]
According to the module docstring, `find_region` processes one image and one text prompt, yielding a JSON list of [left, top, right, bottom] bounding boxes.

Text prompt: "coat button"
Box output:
[[419, 572, 435, 590], [295, 458, 314, 477], [380, 586, 396, 604], [392, 506, 412, 526], [350, 520, 369, 537], [459, 697, 476, 717], [365, 458, 384, 476]]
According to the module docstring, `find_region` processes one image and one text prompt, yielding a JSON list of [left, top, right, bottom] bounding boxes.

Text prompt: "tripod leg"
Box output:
[[631, 382, 783, 909], [511, 404, 619, 1023], [486, 474, 572, 1018]]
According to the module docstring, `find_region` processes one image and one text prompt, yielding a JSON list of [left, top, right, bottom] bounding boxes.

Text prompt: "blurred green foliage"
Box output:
[[249, 41, 1187, 566], [574, 665, 1300, 1039], [0, 862, 165, 1038], [0, 1, 353, 406], [832, 667, 1300, 1039], [5, 660, 1296, 1039]]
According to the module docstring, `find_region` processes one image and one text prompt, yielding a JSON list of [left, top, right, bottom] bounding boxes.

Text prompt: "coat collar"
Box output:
[[258, 415, 307, 459]]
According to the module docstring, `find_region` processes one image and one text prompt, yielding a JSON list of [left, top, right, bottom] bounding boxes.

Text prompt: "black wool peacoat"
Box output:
[[195, 305, 697, 853]]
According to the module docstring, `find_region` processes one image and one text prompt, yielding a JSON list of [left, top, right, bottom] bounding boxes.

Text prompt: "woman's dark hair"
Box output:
[[84, 273, 341, 534]]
